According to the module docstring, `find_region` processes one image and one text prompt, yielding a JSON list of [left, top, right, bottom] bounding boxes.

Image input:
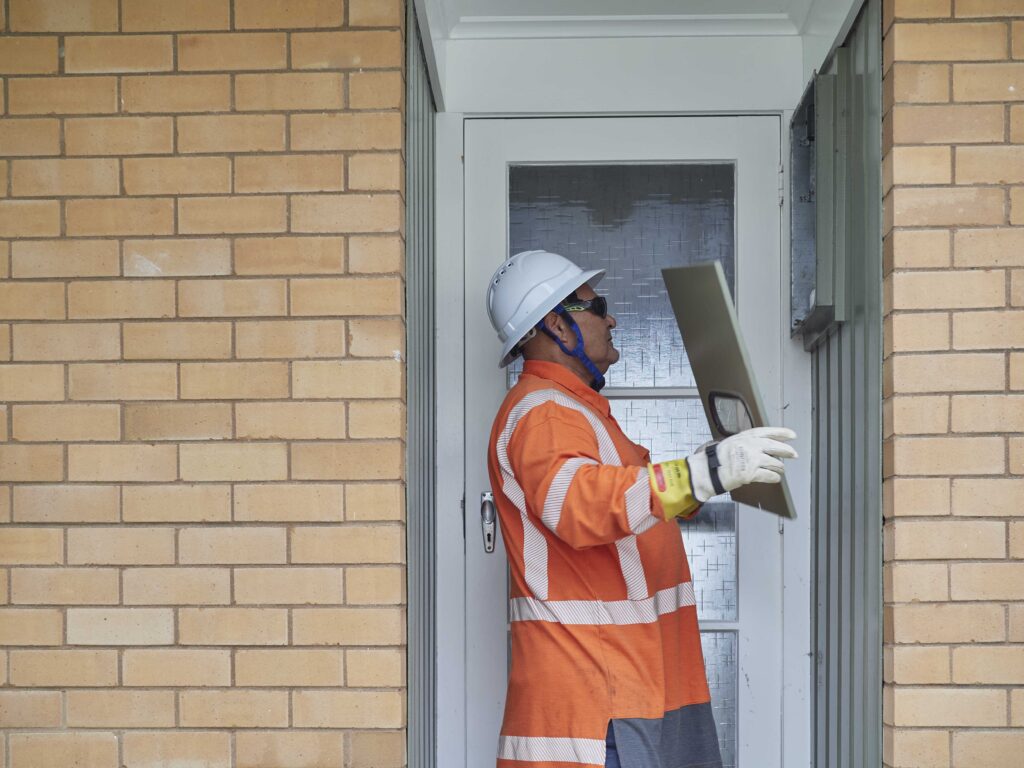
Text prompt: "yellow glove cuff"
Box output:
[[648, 459, 700, 521]]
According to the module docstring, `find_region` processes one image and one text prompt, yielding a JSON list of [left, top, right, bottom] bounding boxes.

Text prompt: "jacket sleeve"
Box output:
[[505, 402, 671, 549]]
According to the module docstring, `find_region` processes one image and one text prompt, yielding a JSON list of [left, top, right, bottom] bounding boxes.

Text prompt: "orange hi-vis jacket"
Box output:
[[487, 360, 711, 768]]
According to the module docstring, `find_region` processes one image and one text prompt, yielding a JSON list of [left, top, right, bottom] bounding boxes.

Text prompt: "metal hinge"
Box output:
[[460, 494, 466, 538], [778, 163, 785, 207]]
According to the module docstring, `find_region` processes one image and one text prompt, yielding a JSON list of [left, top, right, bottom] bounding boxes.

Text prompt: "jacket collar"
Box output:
[[521, 359, 610, 417]]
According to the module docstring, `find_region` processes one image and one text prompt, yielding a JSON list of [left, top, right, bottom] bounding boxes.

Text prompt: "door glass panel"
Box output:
[[508, 163, 738, 766]]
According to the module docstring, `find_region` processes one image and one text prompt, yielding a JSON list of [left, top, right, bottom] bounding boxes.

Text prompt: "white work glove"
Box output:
[[686, 427, 798, 503]]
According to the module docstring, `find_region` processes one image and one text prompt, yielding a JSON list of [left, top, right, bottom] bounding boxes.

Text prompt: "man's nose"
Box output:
[[606, 313, 617, 329]]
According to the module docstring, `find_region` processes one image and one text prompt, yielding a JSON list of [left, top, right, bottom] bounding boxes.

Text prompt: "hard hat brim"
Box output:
[[497, 268, 605, 368]]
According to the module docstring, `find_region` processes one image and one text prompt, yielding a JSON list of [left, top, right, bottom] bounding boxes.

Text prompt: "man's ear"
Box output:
[[541, 311, 565, 340]]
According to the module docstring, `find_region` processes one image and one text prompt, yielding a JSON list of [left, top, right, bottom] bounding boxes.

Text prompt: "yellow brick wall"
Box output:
[[0, 1, 407, 766], [883, 1, 1024, 765]]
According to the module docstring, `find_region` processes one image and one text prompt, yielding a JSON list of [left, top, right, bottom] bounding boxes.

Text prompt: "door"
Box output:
[[463, 117, 785, 768]]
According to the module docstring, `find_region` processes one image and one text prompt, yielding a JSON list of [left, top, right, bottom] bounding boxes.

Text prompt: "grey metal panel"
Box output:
[[809, 0, 882, 766], [407, 3, 437, 766]]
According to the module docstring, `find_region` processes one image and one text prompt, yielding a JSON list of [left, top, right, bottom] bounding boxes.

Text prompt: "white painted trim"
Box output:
[[413, 0, 448, 110], [449, 13, 798, 39]]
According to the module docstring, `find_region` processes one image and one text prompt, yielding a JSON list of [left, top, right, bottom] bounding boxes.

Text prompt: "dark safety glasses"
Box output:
[[560, 295, 608, 318]]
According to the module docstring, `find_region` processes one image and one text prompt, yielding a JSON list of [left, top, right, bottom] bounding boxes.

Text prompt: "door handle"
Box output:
[[480, 491, 496, 553]]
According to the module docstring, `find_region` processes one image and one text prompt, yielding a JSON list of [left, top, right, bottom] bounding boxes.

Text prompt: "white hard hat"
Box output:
[[486, 250, 604, 368]]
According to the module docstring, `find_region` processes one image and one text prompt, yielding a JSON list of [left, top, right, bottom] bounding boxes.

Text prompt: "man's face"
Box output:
[[571, 283, 619, 373]]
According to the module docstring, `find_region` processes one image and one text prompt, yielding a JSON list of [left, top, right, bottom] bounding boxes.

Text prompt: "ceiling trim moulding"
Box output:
[[448, 14, 799, 39]]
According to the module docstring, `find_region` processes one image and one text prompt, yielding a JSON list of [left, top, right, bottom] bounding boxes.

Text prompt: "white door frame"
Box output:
[[433, 113, 813, 768]]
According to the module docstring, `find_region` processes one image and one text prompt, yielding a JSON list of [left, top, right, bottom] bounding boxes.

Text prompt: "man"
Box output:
[[485, 249, 798, 768]]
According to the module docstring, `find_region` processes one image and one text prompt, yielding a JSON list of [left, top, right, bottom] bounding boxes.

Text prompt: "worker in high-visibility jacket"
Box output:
[[485, 250, 798, 768]]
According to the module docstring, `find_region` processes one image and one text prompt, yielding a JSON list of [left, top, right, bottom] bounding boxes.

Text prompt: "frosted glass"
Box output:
[[701, 631, 738, 768]]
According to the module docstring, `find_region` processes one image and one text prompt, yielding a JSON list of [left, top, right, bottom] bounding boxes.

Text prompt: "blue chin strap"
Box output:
[[538, 306, 606, 392]]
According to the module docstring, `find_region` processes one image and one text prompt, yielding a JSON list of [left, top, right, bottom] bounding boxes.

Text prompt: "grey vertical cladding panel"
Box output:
[[407, 3, 437, 767], [810, 0, 882, 767]]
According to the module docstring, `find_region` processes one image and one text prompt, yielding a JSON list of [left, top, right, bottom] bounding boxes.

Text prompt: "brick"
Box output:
[[8, 76, 116, 114], [889, 436, 1003, 475], [346, 482, 403, 521], [69, 362, 177, 401], [1015, 268, 1024, 302], [68, 527, 175, 565], [123, 567, 230, 605], [891, 186, 1004, 228], [69, 443, 177, 482], [347, 648, 403, 687], [1019, 22, 1024, 60], [66, 198, 175, 237], [346, 565, 404, 604], [179, 279, 288, 317], [13, 485, 118, 523], [236, 319, 346, 359], [235, 237, 346, 275], [237, 73, 345, 111], [958, 146, 1024, 185], [124, 649, 231, 688], [68, 690, 176, 728], [891, 104, 1003, 144], [291, 192, 402, 235], [886, 229, 951, 272], [957, 0, 1024, 15], [237, 0, 343, 28], [349, 400, 404, 438], [350, 72, 403, 110], [11, 567, 118, 605], [67, 607, 174, 645], [293, 606, 402, 645], [68, 280, 174, 319], [292, 113, 403, 151], [1015, 689, 1024, 726], [10, 733, 119, 768], [178, 115, 286, 153], [0, 690, 61, 727], [9, 0, 117, 31], [292, 525, 402, 564], [236, 732, 345, 768], [1012, 437, 1024, 472], [293, 441, 403, 481], [954, 646, 1024, 684], [291, 277, 402, 315], [0, 528, 62, 565], [236, 648, 344, 687], [891, 21, 1006, 62], [889, 352, 1004, 393], [234, 483, 344, 522], [180, 362, 290, 399], [955, 228, 1024, 268], [292, 30, 403, 69], [0, 289, 59, 326], [0, 118, 60, 156], [235, 567, 344, 605], [954, 478, 1024, 516], [1012, 520, 1024, 556], [181, 691, 289, 728], [11, 240, 120, 278], [884, 562, 948, 602], [124, 157, 231, 195], [66, 116, 173, 155], [351, 0, 402, 26], [65, 35, 173, 73], [9, 649, 118, 687], [124, 484, 231, 522], [349, 317, 404, 357], [13, 323, 120, 361], [125, 402, 232, 442], [237, 402, 345, 440], [123, 322, 232, 360], [0, 200, 60, 237], [887, 62, 951, 106], [892, 687, 1005, 727], [123, 0, 230, 31], [349, 732, 404, 768], [179, 608, 288, 646], [349, 152, 402, 192], [179, 32, 287, 71], [0, 608, 63, 645], [890, 519, 1005, 559], [12, 404, 119, 442], [884, 312, 949, 355], [953, 732, 1024, 768], [180, 195, 288, 235], [179, 526, 287, 564], [123, 732, 231, 768], [11, 158, 119, 197], [0, 445, 63, 481], [236, 155, 344, 193], [953, 562, 1024, 599], [1015, 105, 1024, 142], [1013, 352, 1024, 388], [1012, 188, 1024, 226], [123, 74, 231, 113], [293, 690, 403, 728], [0, 38, 58, 74], [954, 394, 1024, 431], [125, 238, 232, 277], [894, 602, 1005, 644], [956, 63, 1024, 102]]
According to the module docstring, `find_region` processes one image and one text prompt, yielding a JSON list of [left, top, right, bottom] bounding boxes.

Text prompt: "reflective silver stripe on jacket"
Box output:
[[542, 456, 598, 533], [498, 734, 606, 765], [509, 580, 696, 625]]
